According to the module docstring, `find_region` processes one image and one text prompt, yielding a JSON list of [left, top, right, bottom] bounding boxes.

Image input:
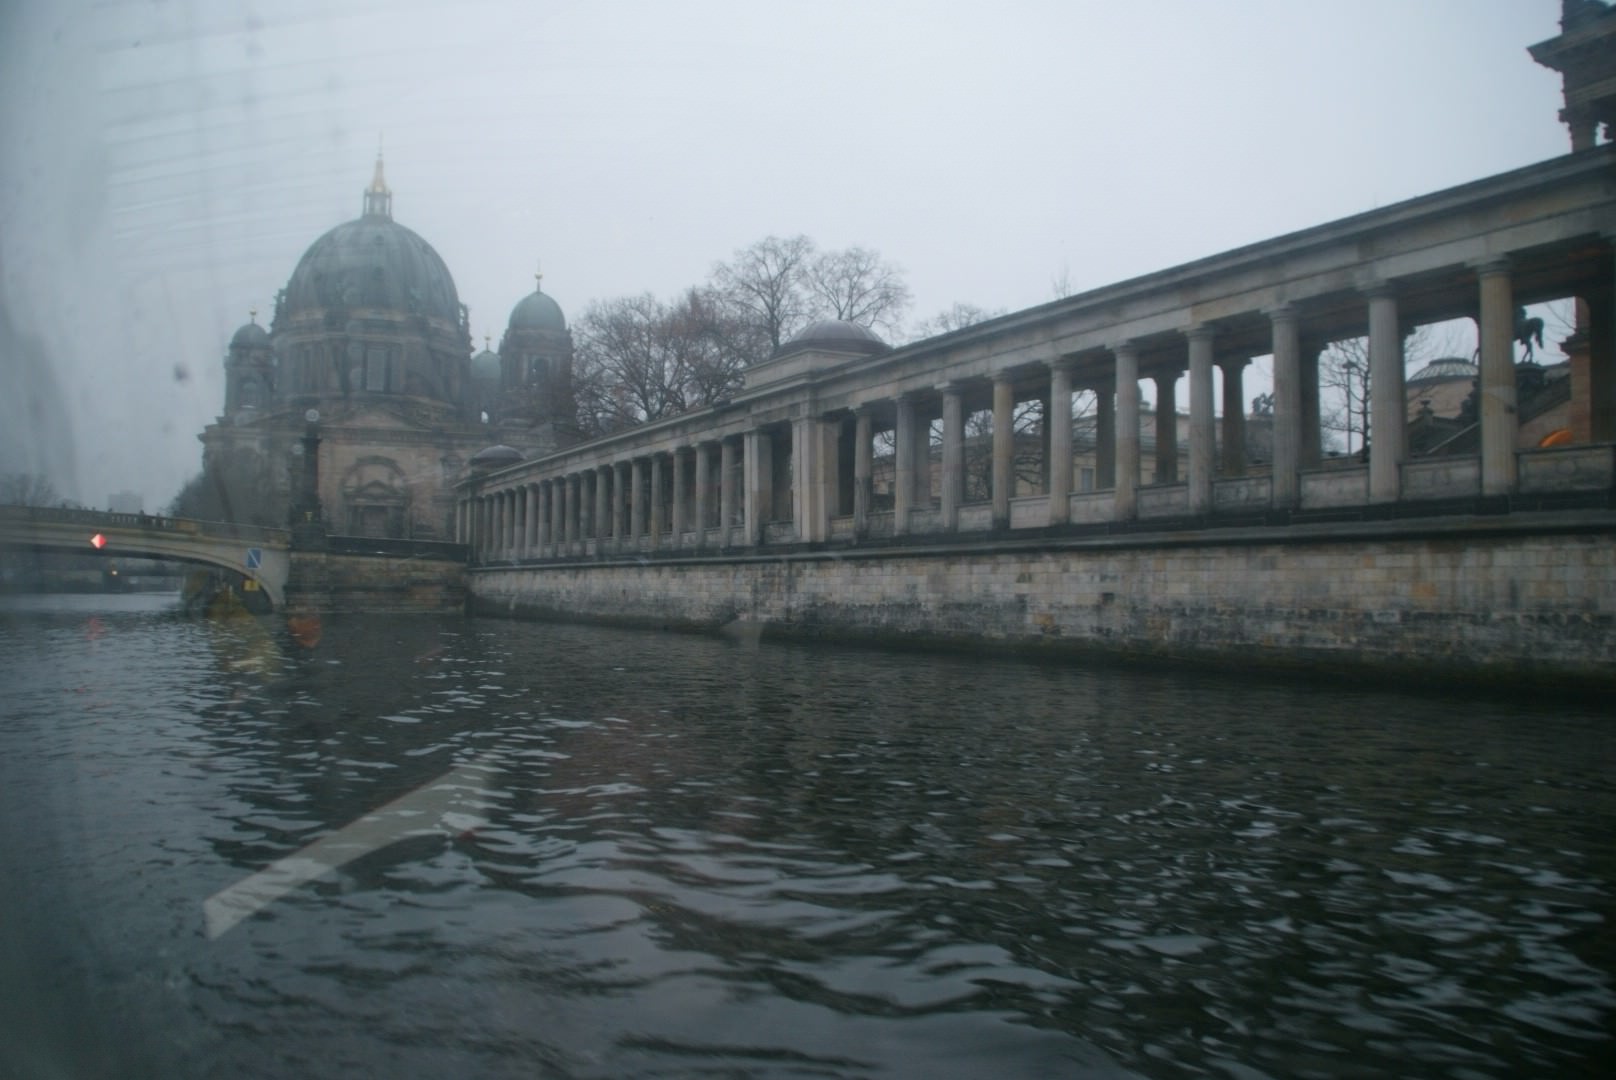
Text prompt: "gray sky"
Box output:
[[0, 0, 1575, 507]]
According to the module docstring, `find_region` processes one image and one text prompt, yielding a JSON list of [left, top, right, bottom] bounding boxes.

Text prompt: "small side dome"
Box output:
[[509, 288, 566, 332], [231, 320, 270, 348], [471, 344, 501, 381], [468, 445, 524, 472], [777, 319, 889, 358]]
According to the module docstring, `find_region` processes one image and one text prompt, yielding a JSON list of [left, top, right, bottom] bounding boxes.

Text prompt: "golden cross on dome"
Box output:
[[248, 308, 258, 324], [534, 261, 543, 290]]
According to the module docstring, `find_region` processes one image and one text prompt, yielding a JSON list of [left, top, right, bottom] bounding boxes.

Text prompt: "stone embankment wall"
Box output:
[[469, 514, 1616, 689], [286, 546, 466, 614]]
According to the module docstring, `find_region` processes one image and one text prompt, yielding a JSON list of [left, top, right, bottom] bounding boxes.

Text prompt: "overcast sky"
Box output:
[[0, 0, 1577, 507]]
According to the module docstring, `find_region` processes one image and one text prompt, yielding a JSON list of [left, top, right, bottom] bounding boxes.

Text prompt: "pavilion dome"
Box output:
[[508, 287, 566, 333], [777, 319, 889, 357], [468, 445, 524, 471], [1409, 356, 1479, 383]]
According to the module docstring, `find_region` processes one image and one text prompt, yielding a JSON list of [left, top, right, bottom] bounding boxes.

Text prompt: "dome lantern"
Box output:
[[362, 152, 392, 220]]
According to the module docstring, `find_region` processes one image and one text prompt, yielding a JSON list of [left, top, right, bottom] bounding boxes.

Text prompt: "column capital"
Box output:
[[1266, 303, 1299, 324], [1217, 355, 1251, 372], [1472, 256, 1512, 278], [936, 379, 965, 396], [852, 401, 877, 417], [1360, 280, 1398, 300], [1049, 356, 1080, 375], [1111, 339, 1139, 360], [990, 370, 1015, 386], [1183, 324, 1216, 345]]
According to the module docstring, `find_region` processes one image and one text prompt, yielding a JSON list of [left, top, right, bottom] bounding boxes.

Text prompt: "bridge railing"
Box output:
[[0, 505, 289, 545]]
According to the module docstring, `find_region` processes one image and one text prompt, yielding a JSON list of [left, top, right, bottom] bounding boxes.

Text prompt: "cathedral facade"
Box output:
[[199, 159, 574, 538]]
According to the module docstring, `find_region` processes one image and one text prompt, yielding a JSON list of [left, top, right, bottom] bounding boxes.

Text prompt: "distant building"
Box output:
[[196, 157, 578, 538]]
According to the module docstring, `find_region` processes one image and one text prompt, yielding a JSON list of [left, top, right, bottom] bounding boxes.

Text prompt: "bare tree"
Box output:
[[709, 234, 817, 353], [1050, 263, 1074, 300], [574, 294, 689, 426], [669, 287, 761, 406], [1317, 323, 1465, 455], [911, 301, 1005, 340], [0, 471, 61, 507], [572, 288, 760, 433], [168, 451, 283, 525], [805, 245, 911, 340]]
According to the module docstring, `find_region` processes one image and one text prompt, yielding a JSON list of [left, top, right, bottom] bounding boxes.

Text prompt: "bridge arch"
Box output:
[[0, 507, 291, 610]]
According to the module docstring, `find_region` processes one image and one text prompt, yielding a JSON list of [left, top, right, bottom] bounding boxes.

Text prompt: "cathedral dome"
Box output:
[[278, 159, 461, 326], [280, 217, 461, 324], [508, 287, 566, 332]]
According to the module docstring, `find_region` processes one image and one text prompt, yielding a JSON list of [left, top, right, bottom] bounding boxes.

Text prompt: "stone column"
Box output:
[[512, 490, 523, 554], [1270, 305, 1302, 508], [567, 473, 581, 548], [595, 465, 611, 543], [669, 447, 687, 546], [914, 407, 934, 510], [991, 374, 1014, 528], [1047, 361, 1074, 524], [694, 442, 711, 549], [1095, 379, 1115, 489], [1186, 327, 1215, 515], [894, 393, 916, 535], [1220, 359, 1248, 477], [1366, 285, 1406, 503], [940, 383, 964, 531], [853, 406, 873, 538], [494, 493, 507, 558], [631, 458, 648, 544], [1587, 240, 1615, 442], [612, 462, 628, 551], [526, 485, 539, 556], [792, 417, 834, 543], [650, 454, 665, 549], [1300, 340, 1323, 469], [553, 478, 564, 551], [1476, 259, 1518, 496], [719, 438, 737, 547], [1153, 371, 1179, 484], [539, 480, 553, 553], [1115, 342, 1140, 521], [744, 429, 772, 545], [512, 488, 525, 558]]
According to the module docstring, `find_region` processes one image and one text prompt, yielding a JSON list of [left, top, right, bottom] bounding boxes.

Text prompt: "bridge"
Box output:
[[0, 506, 291, 609]]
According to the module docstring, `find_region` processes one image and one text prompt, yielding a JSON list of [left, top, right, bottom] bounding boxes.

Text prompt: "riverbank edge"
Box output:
[[465, 508, 1616, 695]]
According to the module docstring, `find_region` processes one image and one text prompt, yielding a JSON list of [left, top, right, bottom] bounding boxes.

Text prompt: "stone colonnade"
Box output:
[[456, 149, 1616, 560]]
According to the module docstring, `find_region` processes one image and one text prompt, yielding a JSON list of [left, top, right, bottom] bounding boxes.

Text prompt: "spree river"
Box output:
[[1, 592, 1612, 1079]]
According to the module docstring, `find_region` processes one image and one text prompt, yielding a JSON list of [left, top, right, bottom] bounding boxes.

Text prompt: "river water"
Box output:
[[0, 592, 1611, 1079]]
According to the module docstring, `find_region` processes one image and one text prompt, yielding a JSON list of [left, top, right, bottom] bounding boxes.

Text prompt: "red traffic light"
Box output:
[[90, 533, 107, 549]]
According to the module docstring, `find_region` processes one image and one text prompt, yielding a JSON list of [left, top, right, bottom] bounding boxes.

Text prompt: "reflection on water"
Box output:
[[1, 592, 1612, 1078]]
